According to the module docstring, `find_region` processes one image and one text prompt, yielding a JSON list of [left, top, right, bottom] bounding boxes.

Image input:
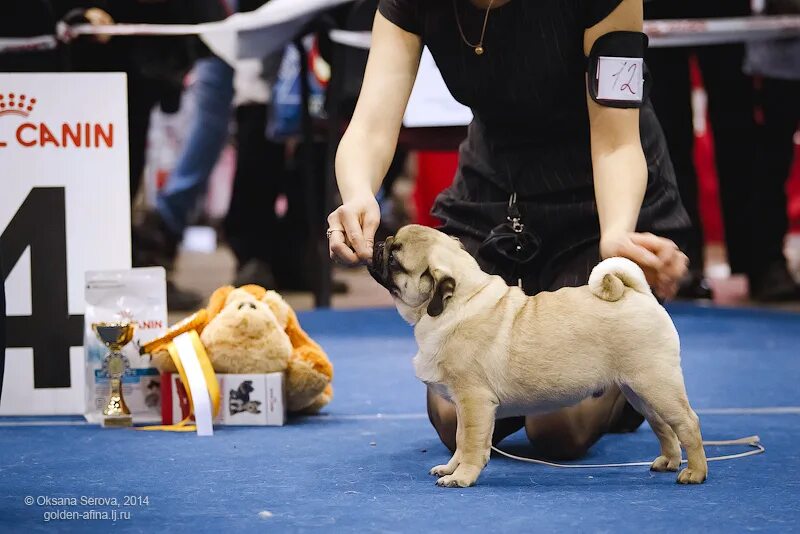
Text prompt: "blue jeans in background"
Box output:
[[157, 56, 235, 236]]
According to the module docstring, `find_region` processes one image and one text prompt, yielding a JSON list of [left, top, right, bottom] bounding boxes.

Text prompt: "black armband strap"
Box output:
[[587, 31, 651, 109]]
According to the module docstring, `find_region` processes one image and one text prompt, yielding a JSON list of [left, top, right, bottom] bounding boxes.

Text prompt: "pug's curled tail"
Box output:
[[588, 257, 651, 302]]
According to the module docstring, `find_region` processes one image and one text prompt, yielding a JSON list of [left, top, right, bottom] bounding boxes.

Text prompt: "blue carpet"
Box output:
[[1, 303, 798, 533]]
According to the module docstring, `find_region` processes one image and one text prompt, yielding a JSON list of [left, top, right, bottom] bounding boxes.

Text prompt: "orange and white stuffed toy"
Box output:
[[144, 285, 333, 414]]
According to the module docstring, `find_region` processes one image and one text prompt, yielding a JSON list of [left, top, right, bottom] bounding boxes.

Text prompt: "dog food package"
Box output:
[[84, 268, 167, 424], [161, 373, 286, 426]]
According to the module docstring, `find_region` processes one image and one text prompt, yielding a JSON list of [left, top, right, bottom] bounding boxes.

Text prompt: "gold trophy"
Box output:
[[92, 321, 136, 428]]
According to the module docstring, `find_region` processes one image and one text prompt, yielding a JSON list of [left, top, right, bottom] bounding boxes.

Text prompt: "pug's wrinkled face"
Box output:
[[368, 225, 465, 324]]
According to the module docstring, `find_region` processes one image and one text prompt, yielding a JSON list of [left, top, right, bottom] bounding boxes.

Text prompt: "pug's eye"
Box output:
[[388, 252, 399, 269]]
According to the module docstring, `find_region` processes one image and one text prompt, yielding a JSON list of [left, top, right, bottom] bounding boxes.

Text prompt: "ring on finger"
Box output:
[[326, 228, 344, 239]]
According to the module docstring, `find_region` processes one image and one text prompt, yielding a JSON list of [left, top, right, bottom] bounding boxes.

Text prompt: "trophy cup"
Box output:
[[92, 321, 136, 428]]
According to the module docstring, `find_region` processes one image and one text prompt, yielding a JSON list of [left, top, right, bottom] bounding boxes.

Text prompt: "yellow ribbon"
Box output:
[[138, 330, 220, 432]]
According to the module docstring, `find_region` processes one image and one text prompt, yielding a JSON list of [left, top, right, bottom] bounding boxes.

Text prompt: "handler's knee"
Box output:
[[524, 416, 594, 461]]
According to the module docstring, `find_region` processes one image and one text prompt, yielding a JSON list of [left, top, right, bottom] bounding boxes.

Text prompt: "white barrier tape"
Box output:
[[56, 0, 351, 64], [0, 35, 58, 55], [328, 29, 372, 50], [647, 15, 800, 47], [63, 0, 351, 37]]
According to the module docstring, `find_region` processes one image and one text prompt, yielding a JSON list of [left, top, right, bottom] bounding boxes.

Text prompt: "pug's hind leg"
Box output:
[[620, 384, 681, 472], [624, 372, 707, 484], [435, 394, 497, 488]]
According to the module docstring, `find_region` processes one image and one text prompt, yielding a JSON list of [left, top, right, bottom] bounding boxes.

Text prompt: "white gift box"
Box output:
[[162, 372, 285, 426]]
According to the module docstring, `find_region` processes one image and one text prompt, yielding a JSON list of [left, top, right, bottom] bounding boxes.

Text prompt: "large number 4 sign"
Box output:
[[1, 188, 83, 389]]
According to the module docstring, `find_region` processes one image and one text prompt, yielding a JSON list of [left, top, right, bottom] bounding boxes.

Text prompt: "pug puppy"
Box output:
[[369, 225, 707, 488]]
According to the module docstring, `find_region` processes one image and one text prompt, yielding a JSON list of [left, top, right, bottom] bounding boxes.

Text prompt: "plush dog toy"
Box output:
[[147, 285, 333, 414]]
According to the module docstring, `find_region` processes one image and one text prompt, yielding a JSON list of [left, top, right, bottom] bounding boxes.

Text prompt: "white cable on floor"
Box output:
[[490, 435, 765, 469]]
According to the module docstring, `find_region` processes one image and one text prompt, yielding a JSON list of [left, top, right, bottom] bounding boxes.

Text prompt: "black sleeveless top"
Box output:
[[378, 0, 670, 197]]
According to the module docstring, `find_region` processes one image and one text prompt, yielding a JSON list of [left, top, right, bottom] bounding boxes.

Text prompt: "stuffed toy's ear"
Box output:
[[206, 286, 235, 321], [262, 290, 291, 330]]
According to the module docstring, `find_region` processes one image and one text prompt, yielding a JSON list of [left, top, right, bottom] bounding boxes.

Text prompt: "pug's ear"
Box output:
[[426, 269, 456, 317]]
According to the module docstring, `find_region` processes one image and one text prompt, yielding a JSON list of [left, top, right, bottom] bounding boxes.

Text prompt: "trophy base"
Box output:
[[101, 415, 133, 428]]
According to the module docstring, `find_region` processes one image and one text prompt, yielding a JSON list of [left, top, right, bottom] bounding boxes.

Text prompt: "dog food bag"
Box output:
[[84, 267, 167, 424]]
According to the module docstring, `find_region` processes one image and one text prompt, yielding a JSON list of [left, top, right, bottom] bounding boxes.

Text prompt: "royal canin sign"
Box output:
[[0, 92, 114, 149]]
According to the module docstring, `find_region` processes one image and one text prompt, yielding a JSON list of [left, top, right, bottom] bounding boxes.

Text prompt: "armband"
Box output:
[[587, 31, 650, 109]]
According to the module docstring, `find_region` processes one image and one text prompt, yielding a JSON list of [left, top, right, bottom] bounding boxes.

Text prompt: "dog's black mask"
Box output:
[[368, 237, 395, 291]]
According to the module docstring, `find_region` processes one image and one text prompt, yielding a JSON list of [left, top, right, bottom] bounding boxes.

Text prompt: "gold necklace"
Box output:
[[453, 0, 496, 56]]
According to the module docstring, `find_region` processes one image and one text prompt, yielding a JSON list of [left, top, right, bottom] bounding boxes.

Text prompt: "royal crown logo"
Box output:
[[0, 93, 37, 117]]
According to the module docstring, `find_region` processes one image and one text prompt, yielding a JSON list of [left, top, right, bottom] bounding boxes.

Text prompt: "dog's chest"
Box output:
[[413, 349, 452, 399], [413, 351, 442, 384]]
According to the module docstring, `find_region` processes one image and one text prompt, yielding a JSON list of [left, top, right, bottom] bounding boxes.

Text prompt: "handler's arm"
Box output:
[[585, 0, 647, 253], [329, 12, 422, 264], [585, 0, 687, 297]]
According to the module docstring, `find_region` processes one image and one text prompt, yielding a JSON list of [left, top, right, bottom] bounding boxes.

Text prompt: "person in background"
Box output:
[[137, 0, 348, 296], [132, 52, 235, 309], [132, 2, 236, 308], [134, 55, 235, 271], [62, 0, 230, 310], [644, 0, 750, 299], [645, 0, 799, 301], [745, 0, 800, 297]]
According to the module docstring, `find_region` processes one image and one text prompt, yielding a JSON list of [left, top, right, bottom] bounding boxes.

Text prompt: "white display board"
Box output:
[[0, 73, 131, 415], [403, 47, 473, 128]]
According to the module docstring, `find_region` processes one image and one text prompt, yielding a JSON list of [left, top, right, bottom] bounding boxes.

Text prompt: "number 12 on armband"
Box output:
[[596, 56, 644, 103]]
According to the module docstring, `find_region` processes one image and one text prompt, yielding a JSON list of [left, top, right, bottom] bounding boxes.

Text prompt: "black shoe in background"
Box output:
[[132, 210, 181, 270], [167, 280, 203, 311], [749, 261, 800, 302], [233, 259, 278, 289], [676, 272, 713, 300]]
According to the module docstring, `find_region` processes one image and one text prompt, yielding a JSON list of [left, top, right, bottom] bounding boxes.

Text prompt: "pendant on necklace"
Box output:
[[475, 45, 484, 56]]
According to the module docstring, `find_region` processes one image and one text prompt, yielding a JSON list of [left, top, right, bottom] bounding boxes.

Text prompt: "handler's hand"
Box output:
[[85, 8, 114, 43], [600, 231, 688, 300], [327, 194, 381, 265]]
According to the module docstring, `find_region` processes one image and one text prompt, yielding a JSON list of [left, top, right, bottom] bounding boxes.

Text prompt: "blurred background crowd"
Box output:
[[2, 0, 799, 312]]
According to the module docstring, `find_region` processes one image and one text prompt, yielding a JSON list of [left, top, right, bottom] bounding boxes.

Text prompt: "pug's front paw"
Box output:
[[676, 467, 707, 484], [434, 465, 481, 488], [430, 464, 457, 477]]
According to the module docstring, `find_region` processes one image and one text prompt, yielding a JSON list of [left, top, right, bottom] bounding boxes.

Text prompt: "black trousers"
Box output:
[[223, 104, 285, 267], [645, 0, 771, 277], [128, 75, 173, 202], [754, 77, 800, 269], [647, 44, 759, 275]]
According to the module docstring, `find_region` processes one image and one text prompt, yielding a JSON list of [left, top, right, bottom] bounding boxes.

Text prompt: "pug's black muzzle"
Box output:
[[367, 238, 394, 291]]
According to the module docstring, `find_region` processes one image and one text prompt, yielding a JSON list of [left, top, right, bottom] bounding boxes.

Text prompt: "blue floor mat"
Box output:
[[1, 303, 798, 533]]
